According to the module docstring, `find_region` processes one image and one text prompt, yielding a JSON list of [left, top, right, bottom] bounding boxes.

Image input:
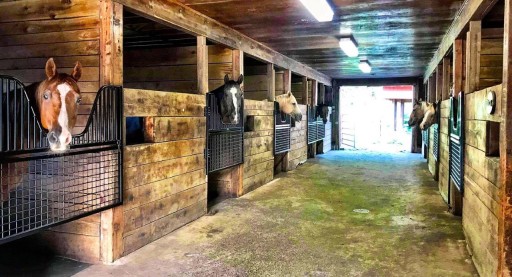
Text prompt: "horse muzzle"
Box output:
[[293, 113, 303, 122], [48, 130, 72, 151]]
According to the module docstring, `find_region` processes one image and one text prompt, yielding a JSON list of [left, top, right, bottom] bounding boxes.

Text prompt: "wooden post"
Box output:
[[301, 76, 309, 105], [393, 100, 398, 131], [197, 36, 208, 94], [436, 65, 443, 102], [442, 57, 451, 100], [232, 49, 243, 80], [428, 75, 436, 102], [318, 83, 325, 105], [311, 80, 318, 105], [99, 0, 124, 263], [283, 69, 292, 92], [333, 80, 341, 150], [499, 0, 512, 275], [267, 63, 275, 101], [453, 39, 464, 95], [465, 21, 481, 94]]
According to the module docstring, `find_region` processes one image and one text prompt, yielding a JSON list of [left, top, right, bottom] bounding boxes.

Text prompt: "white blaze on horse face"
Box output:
[[56, 83, 72, 149], [230, 87, 239, 123]]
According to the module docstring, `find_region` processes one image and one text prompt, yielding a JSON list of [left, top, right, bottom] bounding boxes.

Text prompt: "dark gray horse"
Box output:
[[211, 74, 244, 124]]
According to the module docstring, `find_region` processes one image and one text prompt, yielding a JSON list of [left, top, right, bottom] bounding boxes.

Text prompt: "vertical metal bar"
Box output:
[[0, 77, 4, 150], [6, 79, 10, 151], [13, 81, 17, 151], [20, 82, 24, 150]]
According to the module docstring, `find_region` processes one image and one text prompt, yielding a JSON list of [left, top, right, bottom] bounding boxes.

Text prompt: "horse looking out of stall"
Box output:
[[317, 104, 330, 124], [275, 91, 303, 122], [408, 99, 437, 130], [212, 74, 244, 124], [25, 58, 82, 151]]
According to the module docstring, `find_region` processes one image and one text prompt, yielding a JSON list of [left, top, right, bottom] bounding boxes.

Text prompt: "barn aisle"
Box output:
[[75, 151, 476, 277]]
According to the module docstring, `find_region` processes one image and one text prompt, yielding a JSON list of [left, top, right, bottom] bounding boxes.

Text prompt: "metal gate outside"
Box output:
[[0, 76, 123, 244], [205, 92, 244, 173], [307, 106, 325, 144], [449, 93, 464, 193], [274, 102, 291, 155]]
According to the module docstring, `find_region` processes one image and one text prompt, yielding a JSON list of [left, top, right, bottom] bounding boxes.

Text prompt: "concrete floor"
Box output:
[[72, 150, 477, 277]]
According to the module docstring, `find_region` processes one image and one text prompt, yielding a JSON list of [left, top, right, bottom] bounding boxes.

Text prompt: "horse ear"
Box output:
[[224, 74, 230, 84], [71, 61, 82, 81], [45, 58, 57, 79], [237, 74, 244, 85], [287, 91, 292, 97]]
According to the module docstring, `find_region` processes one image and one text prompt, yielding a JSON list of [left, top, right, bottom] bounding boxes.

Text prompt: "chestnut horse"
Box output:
[[1, 58, 82, 202], [275, 91, 303, 122]]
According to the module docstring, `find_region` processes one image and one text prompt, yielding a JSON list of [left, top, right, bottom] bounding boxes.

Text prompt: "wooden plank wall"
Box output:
[[291, 79, 304, 103], [122, 88, 207, 255], [275, 70, 285, 96], [242, 100, 274, 194], [124, 45, 232, 93], [0, 0, 104, 263], [0, 0, 101, 134], [245, 64, 269, 100], [479, 28, 504, 89], [463, 84, 501, 277], [288, 105, 308, 170]]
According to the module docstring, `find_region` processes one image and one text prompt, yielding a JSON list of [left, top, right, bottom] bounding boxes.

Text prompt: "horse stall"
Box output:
[[288, 73, 308, 170], [425, 2, 504, 275], [273, 66, 291, 175], [241, 55, 275, 193]]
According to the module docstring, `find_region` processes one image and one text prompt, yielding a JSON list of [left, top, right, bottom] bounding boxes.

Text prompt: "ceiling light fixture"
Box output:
[[299, 0, 334, 22], [339, 36, 359, 57], [359, 60, 372, 73]]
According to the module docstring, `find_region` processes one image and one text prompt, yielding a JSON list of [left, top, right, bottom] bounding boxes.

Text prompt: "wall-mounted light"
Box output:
[[359, 60, 372, 73], [299, 0, 334, 22], [339, 36, 359, 57]]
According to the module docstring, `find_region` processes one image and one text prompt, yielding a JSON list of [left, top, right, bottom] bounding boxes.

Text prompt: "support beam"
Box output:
[[301, 76, 309, 105], [436, 65, 443, 102], [267, 64, 275, 101], [284, 69, 292, 93], [99, 0, 124, 263], [118, 0, 330, 84], [428, 75, 436, 102], [499, 0, 512, 275], [197, 36, 208, 94], [336, 77, 420, 87], [465, 21, 482, 94], [442, 57, 452, 100], [232, 49, 243, 80], [318, 83, 326, 105], [453, 39, 465, 95], [332, 80, 341, 150], [311, 80, 318, 106], [424, 0, 499, 82]]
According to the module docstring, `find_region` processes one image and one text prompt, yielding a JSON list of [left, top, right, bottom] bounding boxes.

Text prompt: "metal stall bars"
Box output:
[[448, 92, 465, 193], [205, 93, 244, 173], [274, 102, 291, 155], [307, 106, 326, 145], [432, 101, 441, 162], [422, 128, 429, 159], [0, 76, 123, 244]]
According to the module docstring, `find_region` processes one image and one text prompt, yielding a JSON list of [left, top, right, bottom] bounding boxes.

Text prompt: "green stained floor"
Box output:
[[75, 150, 477, 277]]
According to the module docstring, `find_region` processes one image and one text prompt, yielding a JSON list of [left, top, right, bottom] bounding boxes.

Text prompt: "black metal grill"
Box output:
[[449, 93, 464, 193], [205, 92, 244, 173], [432, 124, 439, 161], [274, 102, 291, 155], [307, 106, 325, 144], [0, 76, 123, 244]]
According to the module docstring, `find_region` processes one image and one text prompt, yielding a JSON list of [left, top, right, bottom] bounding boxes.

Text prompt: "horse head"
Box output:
[[408, 99, 437, 130], [35, 58, 82, 151], [215, 74, 244, 124], [275, 91, 303, 122], [317, 104, 330, 124]]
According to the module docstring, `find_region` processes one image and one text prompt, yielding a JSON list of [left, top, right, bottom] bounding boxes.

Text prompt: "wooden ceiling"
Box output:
[[178, 0, 464, 80]]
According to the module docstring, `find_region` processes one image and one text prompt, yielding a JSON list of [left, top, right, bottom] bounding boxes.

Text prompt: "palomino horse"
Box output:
[[1, 58, 82, 201], [211, 74, 244, 124], [408, 99, 437, 130], [275, 91, 303, 122]]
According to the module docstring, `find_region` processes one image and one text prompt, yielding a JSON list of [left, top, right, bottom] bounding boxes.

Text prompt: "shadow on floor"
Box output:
[[0, 235, 89, 277]]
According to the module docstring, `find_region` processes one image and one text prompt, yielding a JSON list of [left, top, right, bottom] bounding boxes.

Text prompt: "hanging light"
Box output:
[[339, 36, 359, 57], [299, 0, 334, 22], [359, 60, 372, 73]]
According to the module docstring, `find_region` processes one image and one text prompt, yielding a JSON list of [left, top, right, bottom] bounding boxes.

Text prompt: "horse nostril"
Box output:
[[47, 132, 58, 144]]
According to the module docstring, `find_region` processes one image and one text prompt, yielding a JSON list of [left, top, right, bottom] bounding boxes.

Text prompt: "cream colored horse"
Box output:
[[408, 99, 437, 130], [275, 91, 303, 122]]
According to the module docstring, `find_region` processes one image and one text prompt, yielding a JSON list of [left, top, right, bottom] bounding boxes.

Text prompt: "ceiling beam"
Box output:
[[423, 0, 499, 83], [117, 0, 331, 85], [335, 77, 422, 87]]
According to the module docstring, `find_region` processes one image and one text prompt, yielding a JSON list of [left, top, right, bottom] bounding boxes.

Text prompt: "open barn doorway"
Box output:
[[340, 85, 413, 152]]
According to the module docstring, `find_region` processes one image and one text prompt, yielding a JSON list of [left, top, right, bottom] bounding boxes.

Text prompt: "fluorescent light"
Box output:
[[339, 36, 359, 57], [359, 60, 372, 73], [299, 0, 334, 22]]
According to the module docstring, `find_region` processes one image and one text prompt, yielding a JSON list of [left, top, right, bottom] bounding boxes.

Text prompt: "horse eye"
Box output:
[[76, 97, 82, 104], [43, 93, 49, 100]]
